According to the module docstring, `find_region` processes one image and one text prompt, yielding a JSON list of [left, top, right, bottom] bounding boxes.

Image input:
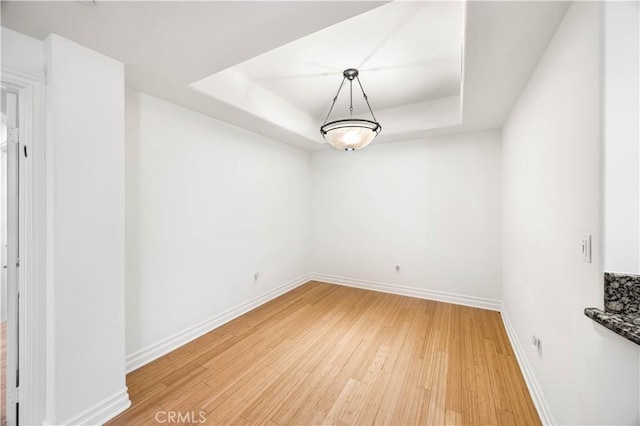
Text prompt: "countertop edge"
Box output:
[[584, 307, 640, 346]]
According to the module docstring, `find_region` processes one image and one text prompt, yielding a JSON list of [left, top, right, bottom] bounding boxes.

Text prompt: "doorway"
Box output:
[[0, 68, 46, 426], [1, 88, 20, 426]]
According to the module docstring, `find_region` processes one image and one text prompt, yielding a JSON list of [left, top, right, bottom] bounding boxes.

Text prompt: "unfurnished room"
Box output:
[[0, 1, 639, 425]]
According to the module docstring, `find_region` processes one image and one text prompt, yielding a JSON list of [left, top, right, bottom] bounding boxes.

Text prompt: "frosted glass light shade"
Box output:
[[321, 119, 381, 151]]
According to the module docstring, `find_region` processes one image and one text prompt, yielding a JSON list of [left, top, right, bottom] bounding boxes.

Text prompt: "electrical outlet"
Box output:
[[581, 235, 592, 263], [537, 339, 542, 358], [532, 335, 542, 358], [254, 272, 260, 281]]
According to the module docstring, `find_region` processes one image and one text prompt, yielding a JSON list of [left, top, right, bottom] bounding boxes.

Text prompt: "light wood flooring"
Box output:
[[108, 281, 540, 425]]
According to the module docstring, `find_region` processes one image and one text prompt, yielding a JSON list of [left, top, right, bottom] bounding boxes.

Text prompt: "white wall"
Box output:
[[125, 90, 312, 356], [45, 34, 129, 424], [603, 1, 640, 274], [502, 2, 639, 424], [1, 27, 44, 78], [311, 130, 502, 303]]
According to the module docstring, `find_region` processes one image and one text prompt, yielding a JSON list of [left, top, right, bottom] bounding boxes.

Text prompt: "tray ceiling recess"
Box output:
[[191, 1, 465, 147]]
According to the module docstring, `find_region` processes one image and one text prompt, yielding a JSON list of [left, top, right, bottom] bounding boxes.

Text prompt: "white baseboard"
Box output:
[[44, 387, 131, 426], [125, 273, 311, 373], [501, 305, 555, 425], [310, 273, 502, 311]]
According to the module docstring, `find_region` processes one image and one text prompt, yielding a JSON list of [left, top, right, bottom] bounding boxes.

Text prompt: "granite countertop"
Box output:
[[584, 272, 640, 346], [584, 307, 640, 345]]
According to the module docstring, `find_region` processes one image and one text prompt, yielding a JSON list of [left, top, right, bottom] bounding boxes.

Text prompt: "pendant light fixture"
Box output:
[[320, 68, 381, 151]]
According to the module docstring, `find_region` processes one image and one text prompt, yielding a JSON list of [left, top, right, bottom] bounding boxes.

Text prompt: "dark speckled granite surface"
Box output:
[[604, 272, 640, 316], [584, 307, 640, 345], [585, 272, 640, 346]]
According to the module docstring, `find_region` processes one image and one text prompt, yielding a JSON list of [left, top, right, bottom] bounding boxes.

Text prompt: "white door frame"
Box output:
[[1, 67, 46, 426], [5, 89, 19, 426]]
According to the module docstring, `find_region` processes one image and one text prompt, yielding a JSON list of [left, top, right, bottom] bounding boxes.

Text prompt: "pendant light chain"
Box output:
[[356, 76, 378, 123], [323, 77, 346, 125], [349, 79, 353, 118]]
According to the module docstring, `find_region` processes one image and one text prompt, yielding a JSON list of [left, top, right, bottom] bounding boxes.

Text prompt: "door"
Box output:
[[2, 89, 19, 426]]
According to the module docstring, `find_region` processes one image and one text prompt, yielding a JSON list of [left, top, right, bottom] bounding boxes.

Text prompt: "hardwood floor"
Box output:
[[108, 282, 540, 425]]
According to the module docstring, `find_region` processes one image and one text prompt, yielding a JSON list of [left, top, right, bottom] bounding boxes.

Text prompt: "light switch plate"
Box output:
[[581, 235, 592, 263]]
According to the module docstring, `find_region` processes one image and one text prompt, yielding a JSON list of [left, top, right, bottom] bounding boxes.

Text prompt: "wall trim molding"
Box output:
[[1, 66, 47, 425], [125, 273, 311, 373], [44, 387, 130, 426], [501, 305, 556, 425], [1, 66, 43, 88], [311, 273, 502, 311]]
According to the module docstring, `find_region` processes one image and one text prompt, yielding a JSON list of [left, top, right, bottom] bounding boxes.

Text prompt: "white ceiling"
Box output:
[[1, 1, 570, 151], [229, 1, 464, 119]]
